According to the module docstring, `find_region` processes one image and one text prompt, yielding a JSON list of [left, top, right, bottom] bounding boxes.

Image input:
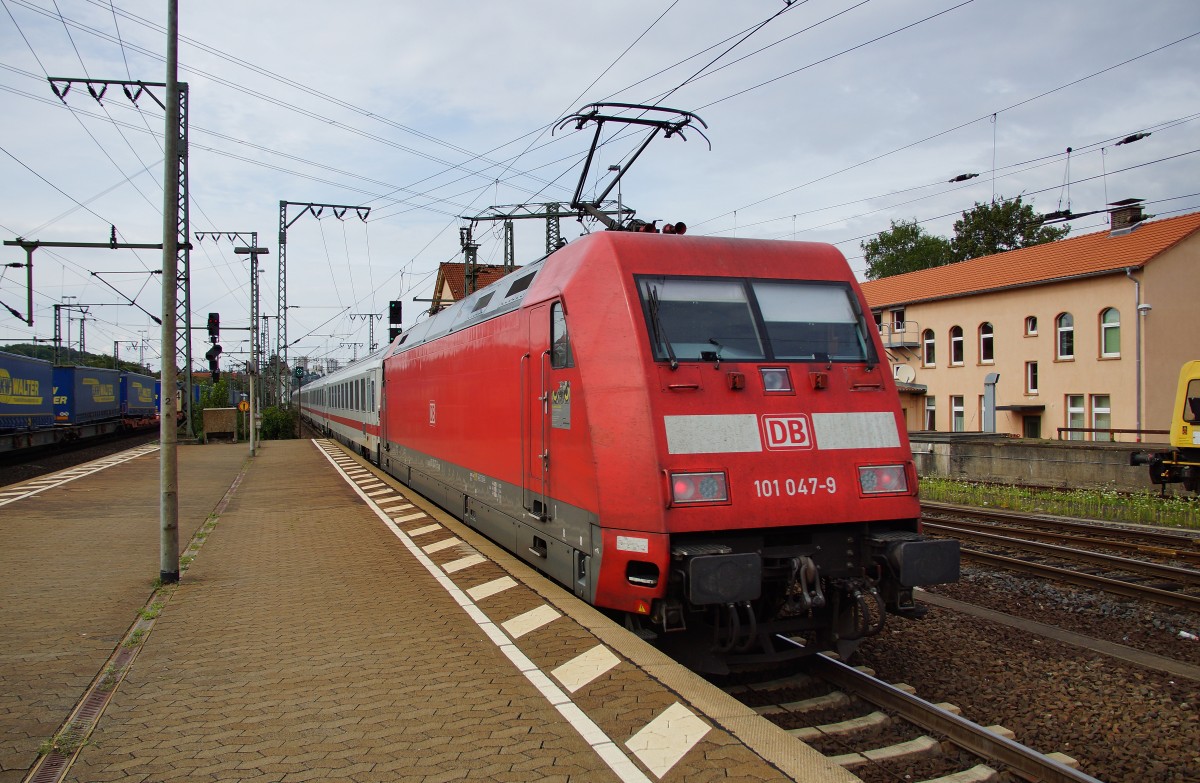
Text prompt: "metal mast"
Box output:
[[278, 202, 369, 405]]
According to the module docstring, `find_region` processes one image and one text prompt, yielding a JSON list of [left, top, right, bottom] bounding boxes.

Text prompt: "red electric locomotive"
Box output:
[[377, 230, 958, 671]]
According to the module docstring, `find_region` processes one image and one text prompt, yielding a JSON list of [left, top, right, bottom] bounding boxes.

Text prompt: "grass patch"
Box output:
[[38, 725, 87, 756], [123, 628, 146, 648], [97, 666, 119, 692], [139, 602, 163, 621], [920, 477, 1200, 529]]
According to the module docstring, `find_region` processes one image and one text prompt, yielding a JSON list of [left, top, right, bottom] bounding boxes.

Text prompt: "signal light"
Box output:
[[669, 471, 728, 504], [857, 465, 909, 495], [205, 343, 223, 381], [207, 312, 220, 339]]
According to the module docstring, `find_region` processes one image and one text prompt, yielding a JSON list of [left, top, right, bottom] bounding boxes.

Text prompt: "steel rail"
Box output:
[[959, 547, 1200, 611], [811, 653, 1099, 783], [925, 521, 1200, 586], [923, 515, 1200, 566], [922, 501, 1200, 549], [810, 654, 1104, 783]]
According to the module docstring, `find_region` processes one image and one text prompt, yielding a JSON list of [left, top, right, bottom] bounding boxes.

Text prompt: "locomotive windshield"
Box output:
[[637, 276, 874, 364]]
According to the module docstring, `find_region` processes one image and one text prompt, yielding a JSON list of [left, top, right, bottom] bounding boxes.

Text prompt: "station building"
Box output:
[[860, 205, 1200, 441]]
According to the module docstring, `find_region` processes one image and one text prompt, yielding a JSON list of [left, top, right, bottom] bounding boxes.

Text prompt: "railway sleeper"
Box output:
[[830, 734, 942, 768]]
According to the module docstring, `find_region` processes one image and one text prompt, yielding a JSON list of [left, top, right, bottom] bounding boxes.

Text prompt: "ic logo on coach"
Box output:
[[761, 414, 813, 450]]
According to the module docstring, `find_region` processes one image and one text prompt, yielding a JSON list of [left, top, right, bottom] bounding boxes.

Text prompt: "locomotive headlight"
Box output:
[[670, 471, 729, 504], [858, 465, 908, 495], [760, 367, 793, 393]]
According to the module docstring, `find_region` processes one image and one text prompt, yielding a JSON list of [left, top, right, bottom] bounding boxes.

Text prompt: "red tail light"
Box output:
[[858, 465, 909, 495]]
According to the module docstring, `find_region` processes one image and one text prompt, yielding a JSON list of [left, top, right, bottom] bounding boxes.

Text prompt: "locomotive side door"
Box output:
[[523, 303, 552, 519]]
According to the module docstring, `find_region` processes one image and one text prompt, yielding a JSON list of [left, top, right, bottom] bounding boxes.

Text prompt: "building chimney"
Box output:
[[1109, 197, 1151, 235]]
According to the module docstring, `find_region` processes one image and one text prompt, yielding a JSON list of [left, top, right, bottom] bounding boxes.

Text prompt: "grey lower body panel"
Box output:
[[383, 439, 599, 603]]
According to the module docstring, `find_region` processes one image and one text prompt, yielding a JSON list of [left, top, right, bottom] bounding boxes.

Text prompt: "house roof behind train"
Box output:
[[861, 210, 1200, 308]]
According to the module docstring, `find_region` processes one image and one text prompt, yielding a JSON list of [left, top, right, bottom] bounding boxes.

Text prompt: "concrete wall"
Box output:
[[910, 434, 1156, 492]]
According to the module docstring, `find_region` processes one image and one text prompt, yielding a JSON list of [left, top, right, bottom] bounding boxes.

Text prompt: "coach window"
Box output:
[[1100, 308, 1120, 358], [949, 326, 964, 366], [550, 302, 574, 369], [1056, 313, 1074, 360]]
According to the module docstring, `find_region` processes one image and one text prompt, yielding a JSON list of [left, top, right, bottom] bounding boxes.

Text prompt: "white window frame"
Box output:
[[1025, 315, 1038, 336], [1056, 313, 1074, 360], [1100, 308, 1121, 358], [922, 329, 936, 367], [1091, 394, 1112, 442], [979, 322, 994, 364], [950, 326, 964, 366], [1066, 394, 1085, 441], [924, 396, 936, 431], [951, 395, 965, 432], [1025, 361, 1039, 395]]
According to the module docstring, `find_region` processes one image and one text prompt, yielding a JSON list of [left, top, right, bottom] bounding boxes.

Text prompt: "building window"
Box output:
[[1056, 313, 1074, 360], [1025, 361, 1039, 394], [1100, 308, 1120, 358], [950, 326, 964, 366], [979, 322, 994, 363], [1066, 394, 1085, 440], [924, 397, 936, 431], [922, 329, 935, 366], [1023, 416, 1042, 438], [891, 308, 906, 333], [1092, 394, 1112, 442], [1025, 316, 1038, 336], [951, 395, 965, 432]]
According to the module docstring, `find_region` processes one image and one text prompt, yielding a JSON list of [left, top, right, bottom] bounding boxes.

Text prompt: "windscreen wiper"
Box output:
[[647, 286, 678, 370]]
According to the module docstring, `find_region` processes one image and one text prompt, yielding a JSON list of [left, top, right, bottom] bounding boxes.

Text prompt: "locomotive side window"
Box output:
[[550, 302, 574, 369], [638, 277, 764, 361], [752, 281, 869, 362]]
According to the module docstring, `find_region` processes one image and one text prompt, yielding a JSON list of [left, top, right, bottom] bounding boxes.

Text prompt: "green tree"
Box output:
[[950, 195, 1069, 261], [861, 219, 954, 280]]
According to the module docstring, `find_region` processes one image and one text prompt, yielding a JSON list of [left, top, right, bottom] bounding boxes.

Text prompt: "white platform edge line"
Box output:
[[0, 444, 160, 508], [313, 441, 652, 783]]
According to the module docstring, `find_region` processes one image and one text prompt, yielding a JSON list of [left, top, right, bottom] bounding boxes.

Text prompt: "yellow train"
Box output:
[[1132, 360, 1200, 493]]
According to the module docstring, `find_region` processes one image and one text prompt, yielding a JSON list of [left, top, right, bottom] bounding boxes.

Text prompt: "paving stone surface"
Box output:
[[0, 444, 246, 783], [65, 441, 611, 783], [5, 437, 859, 782]]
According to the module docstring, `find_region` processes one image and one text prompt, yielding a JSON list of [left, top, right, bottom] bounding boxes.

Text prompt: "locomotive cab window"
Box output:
[[636, 276, 872, 364], [550, 302, 574, 369], [1185, 379, 1200, 423]]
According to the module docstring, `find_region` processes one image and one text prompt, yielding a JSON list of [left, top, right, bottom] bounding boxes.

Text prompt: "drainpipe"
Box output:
[[1125, 268, 1143, 442]]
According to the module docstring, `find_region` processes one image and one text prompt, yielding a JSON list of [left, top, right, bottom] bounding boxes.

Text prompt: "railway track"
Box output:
[[727, 652, 1102, 783], [922, 502, 1200, 611], [924, 501, 1200, 557]]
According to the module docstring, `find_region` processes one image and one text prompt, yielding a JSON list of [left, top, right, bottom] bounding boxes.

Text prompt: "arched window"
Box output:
[[1100, 308, 1120, 357], [1056, 313, 1074, 360], [979, 322, 994, 363], [1025, 315, 1038, 336], [950, 326, 964, 365], [922, 329, 935, 366]]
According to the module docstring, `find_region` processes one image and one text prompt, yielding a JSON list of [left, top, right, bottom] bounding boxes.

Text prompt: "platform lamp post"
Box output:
[[235, 246, 269, 457]]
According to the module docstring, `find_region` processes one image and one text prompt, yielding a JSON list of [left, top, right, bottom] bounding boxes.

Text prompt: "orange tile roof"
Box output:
[[861, 211, 1200, 308], [434, 261, 515, 303]]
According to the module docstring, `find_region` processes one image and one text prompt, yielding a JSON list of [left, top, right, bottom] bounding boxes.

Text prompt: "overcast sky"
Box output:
[[1, 0, 1197, 371]]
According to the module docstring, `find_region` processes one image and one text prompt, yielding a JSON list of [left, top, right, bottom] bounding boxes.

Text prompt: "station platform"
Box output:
[[0, 438, 858, 783]]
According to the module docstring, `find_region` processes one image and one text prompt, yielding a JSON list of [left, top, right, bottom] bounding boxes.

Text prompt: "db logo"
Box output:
[[761, 415, 813, 450]]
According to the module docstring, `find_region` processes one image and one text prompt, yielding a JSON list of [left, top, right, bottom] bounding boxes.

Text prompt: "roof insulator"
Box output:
[[1115, 132, 1150, 146]]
